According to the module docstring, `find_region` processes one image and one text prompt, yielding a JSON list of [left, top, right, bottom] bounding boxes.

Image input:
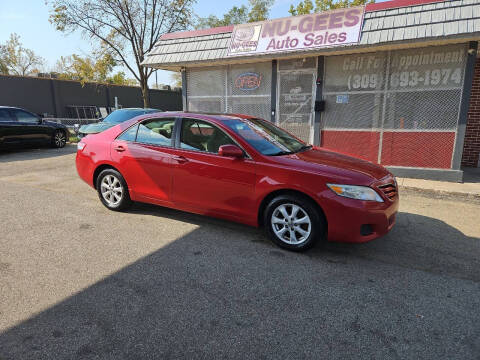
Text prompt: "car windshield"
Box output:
[[223, 117, 311, 156], [103, 109, 159, 124]]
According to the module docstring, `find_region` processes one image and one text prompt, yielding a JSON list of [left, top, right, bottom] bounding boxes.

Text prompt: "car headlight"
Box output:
[[327, 184, 384, 202]]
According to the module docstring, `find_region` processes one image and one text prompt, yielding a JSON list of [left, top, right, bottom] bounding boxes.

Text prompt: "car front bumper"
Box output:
[[321, 190, 399, 243]]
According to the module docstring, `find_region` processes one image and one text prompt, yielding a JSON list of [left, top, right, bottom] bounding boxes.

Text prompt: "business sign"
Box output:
[[227, 7, 364, 57], [234, 72, 263, 91]]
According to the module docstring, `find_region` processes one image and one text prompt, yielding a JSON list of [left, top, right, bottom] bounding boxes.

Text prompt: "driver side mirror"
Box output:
[[218, 144, 244, 158]]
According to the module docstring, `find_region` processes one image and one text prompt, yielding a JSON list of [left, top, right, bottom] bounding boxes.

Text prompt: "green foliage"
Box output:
[[289, 0, 374, 15], [248, 0, 274, 22], [54, 53, 137, 86], [0, 33, 45, 76], [171, 72, 182, 88], [196, 0, 274, 29], [197, 6, 249, 29]]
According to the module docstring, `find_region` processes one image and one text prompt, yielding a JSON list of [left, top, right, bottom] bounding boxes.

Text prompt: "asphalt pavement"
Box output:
[[0, 145, 479, 359]]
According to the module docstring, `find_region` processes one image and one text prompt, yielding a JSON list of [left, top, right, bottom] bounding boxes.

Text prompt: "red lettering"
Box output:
[[290, 38, 299, 48], [303, 33, 314, 46], [344, 9, 361, 27], [298, 16, 313, 33], [328, 33, 337, 43], [277, 20, 291, 36], [314, 14, 328, 31], [314, 34, 324, 46], [262, 22, 276, 38], [329, 11, 344, 29], [338, 32, 347, 42], [266, 38, 276, 50]]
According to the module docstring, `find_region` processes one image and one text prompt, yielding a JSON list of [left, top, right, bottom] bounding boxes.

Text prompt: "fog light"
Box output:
[[360, 224, 373, 236]]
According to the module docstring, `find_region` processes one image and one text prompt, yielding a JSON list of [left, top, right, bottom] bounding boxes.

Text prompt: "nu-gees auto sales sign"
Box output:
[[227, 7, 364, 57]]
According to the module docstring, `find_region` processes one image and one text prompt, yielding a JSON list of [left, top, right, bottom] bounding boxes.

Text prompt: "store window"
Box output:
[[186, 62, 272, 121], [322, 43, 467, 168]]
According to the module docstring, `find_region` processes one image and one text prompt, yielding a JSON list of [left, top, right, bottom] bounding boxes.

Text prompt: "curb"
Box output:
[[399, 185, 480, 203]]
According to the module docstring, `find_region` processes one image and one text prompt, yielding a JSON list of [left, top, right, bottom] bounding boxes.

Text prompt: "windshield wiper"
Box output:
[[269, 150, 294, 156], [293, 145, 313, 153]]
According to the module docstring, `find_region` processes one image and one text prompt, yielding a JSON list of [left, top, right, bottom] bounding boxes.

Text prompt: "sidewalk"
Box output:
[[398, 168, 480, 200]]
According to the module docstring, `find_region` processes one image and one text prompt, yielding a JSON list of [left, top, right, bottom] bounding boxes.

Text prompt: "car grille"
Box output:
[[378, 183, 397, 200]]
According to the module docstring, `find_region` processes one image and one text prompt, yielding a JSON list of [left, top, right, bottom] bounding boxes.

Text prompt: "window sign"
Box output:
[[234, 72, 263, 91], [336, 94, 349, 104]]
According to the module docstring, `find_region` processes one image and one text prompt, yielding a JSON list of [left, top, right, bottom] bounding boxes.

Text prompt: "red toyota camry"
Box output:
[[76, 112, 399, 251]]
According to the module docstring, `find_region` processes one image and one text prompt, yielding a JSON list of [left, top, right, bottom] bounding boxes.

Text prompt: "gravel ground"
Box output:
[[0, 145, 479, 360]]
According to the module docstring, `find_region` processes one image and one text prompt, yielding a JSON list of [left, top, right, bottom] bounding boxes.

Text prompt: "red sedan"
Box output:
[[76, 112, 399, 251]]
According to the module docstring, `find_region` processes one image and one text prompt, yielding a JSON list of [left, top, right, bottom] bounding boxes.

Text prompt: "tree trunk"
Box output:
[[140, 77, 150, 108]]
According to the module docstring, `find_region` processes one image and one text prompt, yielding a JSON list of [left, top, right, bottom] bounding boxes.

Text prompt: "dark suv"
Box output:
[[0, 106, 69, 149]]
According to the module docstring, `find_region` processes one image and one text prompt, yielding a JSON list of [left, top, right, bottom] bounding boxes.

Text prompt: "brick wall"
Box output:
[[461, 57, 480, 167]]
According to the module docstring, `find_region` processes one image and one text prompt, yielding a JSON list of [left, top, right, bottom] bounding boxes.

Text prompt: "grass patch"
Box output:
[[69, 136, 79, 143]]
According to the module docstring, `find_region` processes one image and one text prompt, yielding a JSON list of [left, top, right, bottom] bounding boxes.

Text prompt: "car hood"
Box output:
[[79, 122, 115, 134], [273, 147, 390, 183]]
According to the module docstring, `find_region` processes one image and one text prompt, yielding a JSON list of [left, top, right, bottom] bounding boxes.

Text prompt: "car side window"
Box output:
[[0, 109, 13, 122], [14, 110, 39, 123], [180, 118, 235, 154], [118, 124, 139, 142], [136, 118, 175, 147]]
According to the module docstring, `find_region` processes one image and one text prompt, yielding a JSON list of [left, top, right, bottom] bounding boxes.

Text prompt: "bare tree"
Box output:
[[48, 0, 196, 107]]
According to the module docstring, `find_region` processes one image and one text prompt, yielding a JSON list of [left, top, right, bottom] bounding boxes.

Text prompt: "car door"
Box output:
[[110, 117, 177, 204], [11, 109, 48, 144], [171, 117, 256, 221]]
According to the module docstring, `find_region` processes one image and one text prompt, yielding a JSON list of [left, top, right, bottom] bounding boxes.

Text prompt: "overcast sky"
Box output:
[[0, 0, 388, 86]]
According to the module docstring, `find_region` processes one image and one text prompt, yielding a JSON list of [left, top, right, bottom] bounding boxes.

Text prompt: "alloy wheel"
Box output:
[[100, 174, 123, 206], [271, 203, 312, 245], [54, 131, 66, 147]]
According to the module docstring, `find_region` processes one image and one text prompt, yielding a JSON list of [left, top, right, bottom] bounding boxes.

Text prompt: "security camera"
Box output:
[[467, 48, 477, 55]]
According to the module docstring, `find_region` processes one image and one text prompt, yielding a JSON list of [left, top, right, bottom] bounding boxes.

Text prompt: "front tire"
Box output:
[[264, 194, 326, 251], [96, 169, 132, 211], [52, 130, 67, 148]]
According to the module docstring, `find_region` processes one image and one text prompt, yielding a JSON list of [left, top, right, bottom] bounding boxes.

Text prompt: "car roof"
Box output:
[[151, 111, 254, 122], [114, 108, 160, 112], [0, 106, 25, 110]]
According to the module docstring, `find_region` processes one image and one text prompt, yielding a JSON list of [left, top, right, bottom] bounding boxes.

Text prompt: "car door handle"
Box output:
[[114, 145, 126, 152], [173, 155, 189, 164]]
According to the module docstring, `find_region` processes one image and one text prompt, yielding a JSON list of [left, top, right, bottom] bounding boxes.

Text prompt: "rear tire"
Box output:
[[96, 169, 132, 211], [264, 194, 326, 252], [52, 130, 67, 148]]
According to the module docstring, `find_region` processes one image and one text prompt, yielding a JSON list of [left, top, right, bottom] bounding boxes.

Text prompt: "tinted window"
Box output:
[[223, 117, 307, 156], [103, 109, 159, 124], [136, 118, 175, 146], [118, 124, 138, 142], [0, 109, 13, 122], [14, 110, 39, 123], [180, 118, 235, 154]]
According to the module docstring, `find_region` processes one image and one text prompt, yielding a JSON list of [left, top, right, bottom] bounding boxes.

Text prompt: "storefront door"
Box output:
[[277, 58, 317, 143]]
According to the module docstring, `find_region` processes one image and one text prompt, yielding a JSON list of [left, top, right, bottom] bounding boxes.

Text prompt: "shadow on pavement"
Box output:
[[0, 209, 479, 359], [0, 144, 77, 163]]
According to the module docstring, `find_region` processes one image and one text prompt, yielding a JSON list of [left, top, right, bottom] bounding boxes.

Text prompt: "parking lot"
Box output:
[[0, 145, 479, 359]]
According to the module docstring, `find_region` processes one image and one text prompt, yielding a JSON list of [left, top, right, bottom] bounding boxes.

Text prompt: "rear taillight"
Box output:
[[77, 142, 86, 151]]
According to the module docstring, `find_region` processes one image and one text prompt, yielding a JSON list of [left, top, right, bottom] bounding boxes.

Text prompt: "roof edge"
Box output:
[[366, 0, 445, 12], [160, 25, 234, 41]]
